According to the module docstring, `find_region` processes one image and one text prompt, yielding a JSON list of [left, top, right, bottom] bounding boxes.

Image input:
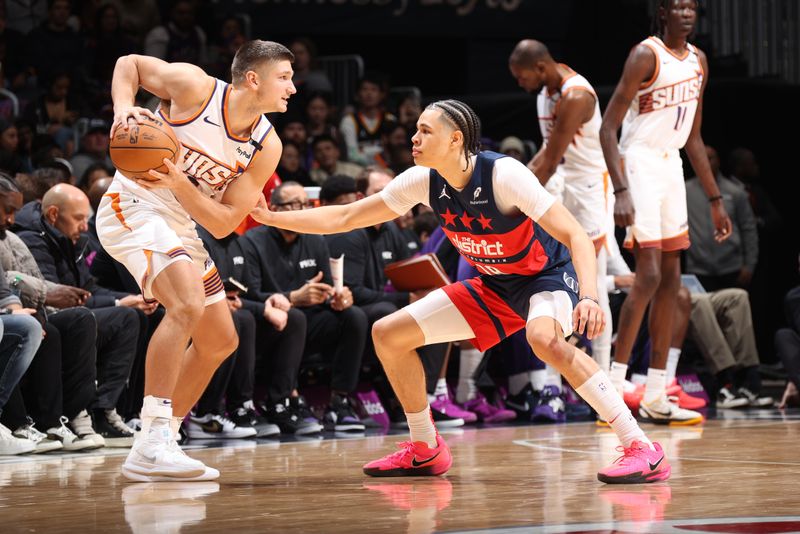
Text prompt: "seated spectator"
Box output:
[[16, 167, 62, 205], [289, 37, 333, 99], [0, 263, 41, 455], [277, 140, 313, 187], [25, 0, 84, 91], [340, 72, 396, 166], [207, 15, 246, 81], [13, 183, 148, 445], [0, 118, 23, 175], [498, 136, 527, 164], [376, 122, 414, 175], [13, 119, 36, 173], [0, 9, 29, 93], [0, 174, 100, 452], [280, 119, 312, 171], [305, 93, 342, 146], [686, 145, 758, 292], [193, 225, 306, 438], [80, 163, 113, 196], [70, 121, 113, 182], [144, 0, 206, 66], [310, 134, 364, 186], [110, 0, 161, 46], [240, 182, 367, 432], [396, 92, 421, 133], [83, 3, 138, 109], [23, 71, 84, 156]]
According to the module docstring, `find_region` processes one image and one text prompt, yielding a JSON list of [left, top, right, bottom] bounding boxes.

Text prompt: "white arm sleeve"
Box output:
[[492, 157, 556, 221], [379, 166, 431, 215]]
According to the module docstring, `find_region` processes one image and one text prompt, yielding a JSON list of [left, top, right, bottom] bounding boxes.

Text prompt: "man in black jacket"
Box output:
[[14, 184, 144, 446], [195, 226, 315, 436], [240, 181, 367, 432]]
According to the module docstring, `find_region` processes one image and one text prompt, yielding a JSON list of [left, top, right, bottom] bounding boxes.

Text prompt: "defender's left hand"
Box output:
[[573, 298, 605, 340]]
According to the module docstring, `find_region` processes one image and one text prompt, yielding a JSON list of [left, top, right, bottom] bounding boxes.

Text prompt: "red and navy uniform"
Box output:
[[429, 151, 578, 351]]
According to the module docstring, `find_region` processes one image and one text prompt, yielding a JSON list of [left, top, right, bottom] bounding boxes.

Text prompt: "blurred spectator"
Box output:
[[499, 136, 527, 163], [13, 119, 35, 173], [305, 93, 341, 146], [83, 3, 137, 107], [144, 0, 207, 66], [0, 118, 23, 174], [110, 0, 160, 46], [279, 118, 311, 170], [777, 274, 800, 409], [396, 92, 421, 133], [375, 122, 413, 174], [686, 145, 758, 291], [70, 121, 113, 182], [309, 134, 363, 186], [340, 72, 396, 166], [289, 37, 333, 98], [23, 71, 85, 155], [728, 147, 781, 233], [80, 163, 112, 194], [277, 140, 313, 187], [16, 167, 61, 203], [0, 9, 29, 92], [240, 182, 366, 432], [26, 0, 84, 90], [4, 0, 48, 34], [207, 15, 246, 81]]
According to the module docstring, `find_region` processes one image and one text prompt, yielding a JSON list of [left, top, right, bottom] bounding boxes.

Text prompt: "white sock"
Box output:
[[529, 369, 547, 392], [456, 347, 483, 403], [544, 365, 562, 390], [508, 372, 531, 396], [406, 405, 437, 448], [666, 348, 681, 383], [170, 416, 184, 439], [433, 378, 449, 398], [609, 362, 628, 395], [576, 371, 653, 450], [140, 395, 172, 437], [643, 367, 668, 406]]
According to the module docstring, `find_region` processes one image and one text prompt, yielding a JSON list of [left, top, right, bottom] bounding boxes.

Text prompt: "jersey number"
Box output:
[[476, 264, 506, 275], [674, 106, 688, 131]]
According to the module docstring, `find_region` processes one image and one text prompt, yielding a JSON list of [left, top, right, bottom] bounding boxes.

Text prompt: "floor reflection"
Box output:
[[363, 478, 453, 534], [122, 482, 219, 534]]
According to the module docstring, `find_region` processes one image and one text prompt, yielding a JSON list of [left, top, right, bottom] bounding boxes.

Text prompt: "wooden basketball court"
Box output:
[[2, 410, 800, 533]]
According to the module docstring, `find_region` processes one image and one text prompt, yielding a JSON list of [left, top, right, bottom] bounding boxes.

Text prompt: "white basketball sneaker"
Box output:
[[122, 422, 206, 481]]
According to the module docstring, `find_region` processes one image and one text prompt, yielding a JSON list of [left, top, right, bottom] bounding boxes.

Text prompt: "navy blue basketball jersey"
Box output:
[[428, 151, 570, 277]]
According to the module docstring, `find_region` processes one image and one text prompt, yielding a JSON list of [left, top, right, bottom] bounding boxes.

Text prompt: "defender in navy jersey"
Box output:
[[252, 99, 670, 484]]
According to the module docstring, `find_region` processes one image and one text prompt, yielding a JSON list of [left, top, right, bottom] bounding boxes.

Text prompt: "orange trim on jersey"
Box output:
[[222, 84, 261, 142], [356, 111, 384, 135], [180, 141, 238, 172], [160, 79, 217, 126], [649, 36, 690, 61], [602, 171, 610, 211], [639, 41, 661, 90], [103, 193, 131, 231], [662, 230, 690, 251]]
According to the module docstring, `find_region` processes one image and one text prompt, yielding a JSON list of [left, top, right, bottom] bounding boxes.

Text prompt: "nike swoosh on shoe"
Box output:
[[411, 452, 440, 467], [648, 456, 664, 470]]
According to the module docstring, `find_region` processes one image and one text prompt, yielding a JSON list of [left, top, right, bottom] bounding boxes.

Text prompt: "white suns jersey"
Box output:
[[537, 66, 606, 178], [153, 78, 274, 201], [620, 36, 704, 152]]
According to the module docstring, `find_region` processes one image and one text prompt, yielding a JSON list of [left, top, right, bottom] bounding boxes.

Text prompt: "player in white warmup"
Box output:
[[96, 41, 294, 481], [599, 0, 732, 424], [509, 39, 614, 391]]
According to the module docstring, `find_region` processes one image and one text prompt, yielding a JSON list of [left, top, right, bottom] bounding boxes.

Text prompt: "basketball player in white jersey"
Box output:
[[96, 41, 294, 481], [509, 40, 614, 394], [599, 0, 732, 424]]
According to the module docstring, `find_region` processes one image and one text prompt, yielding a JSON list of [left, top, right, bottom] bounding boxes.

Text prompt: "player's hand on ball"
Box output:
[[573, 298, 605, 340], [111, 106, 157, 137], [139, 158, 186, 190]]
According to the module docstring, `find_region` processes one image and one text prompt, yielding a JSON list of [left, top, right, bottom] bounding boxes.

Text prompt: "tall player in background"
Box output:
[[97, 41, 294, 481], [600, 0, 731, 424], [252, 99, 672, 484], [509, 39, 614, 405]]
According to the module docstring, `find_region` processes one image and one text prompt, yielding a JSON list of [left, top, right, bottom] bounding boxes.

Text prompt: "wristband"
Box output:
[[708, 195, 723, 203], [579, 295, 599, 305], [613, 187, 628, 195]]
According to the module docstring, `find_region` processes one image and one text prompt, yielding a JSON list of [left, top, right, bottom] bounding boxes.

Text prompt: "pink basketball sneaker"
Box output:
[[363, 435, 452, 477], [597, 441, 671, 484]]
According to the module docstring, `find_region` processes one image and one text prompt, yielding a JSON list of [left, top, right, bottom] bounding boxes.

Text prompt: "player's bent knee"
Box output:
[[372, 316, 411, 356], [166, 295, 206, 328], [527, 330, 570, 365]]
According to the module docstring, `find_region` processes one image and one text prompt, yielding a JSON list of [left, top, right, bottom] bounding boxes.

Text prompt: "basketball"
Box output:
[[109, 116, 181, 181]]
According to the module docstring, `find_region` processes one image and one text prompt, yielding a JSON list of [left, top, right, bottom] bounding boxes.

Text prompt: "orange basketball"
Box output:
[[109, 116, 181, 181]]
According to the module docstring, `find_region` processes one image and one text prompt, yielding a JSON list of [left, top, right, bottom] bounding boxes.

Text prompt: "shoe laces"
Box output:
[[16, 423, 46, 441], [387, 441, 417, 463], [106, 409, 134, 433], [52, 416, 78, 439], [71, 410, 95, 436], [212, 414, 238, 430], [610, 442, 648, 466]]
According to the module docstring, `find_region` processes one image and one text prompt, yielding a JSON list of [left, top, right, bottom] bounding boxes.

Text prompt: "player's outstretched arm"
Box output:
[[110, 54, 214, 135], [599, 44, 655, 228], [537, 201, 605, 339], [250, 193, 399, 236], [529, 89, 595, 184]]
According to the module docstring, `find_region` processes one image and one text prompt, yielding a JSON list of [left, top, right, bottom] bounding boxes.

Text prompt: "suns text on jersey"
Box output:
[[639, 75, 702, 114], [181, 148, 242, 191]]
